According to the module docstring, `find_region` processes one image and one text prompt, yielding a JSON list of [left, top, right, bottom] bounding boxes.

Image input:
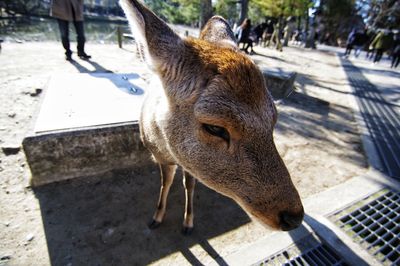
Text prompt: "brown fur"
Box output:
[[120, 0, 304, 232]]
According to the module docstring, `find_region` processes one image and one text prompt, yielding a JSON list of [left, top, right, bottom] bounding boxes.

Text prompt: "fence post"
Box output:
[[117, 26, 122, 48]]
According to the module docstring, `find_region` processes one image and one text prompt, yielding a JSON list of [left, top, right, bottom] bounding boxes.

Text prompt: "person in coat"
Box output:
[[235, 18, 255, 54], [51, 0, 91, 61], [370, 29, 394, 64], [391, 32, 400, 69], [283, 16, 296, 47], [344, 29, 356, 57]]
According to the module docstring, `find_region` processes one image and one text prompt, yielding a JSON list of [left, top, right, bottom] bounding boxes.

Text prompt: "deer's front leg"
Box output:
[[182, 171, 196, 235], [149, 163, 177, 229]]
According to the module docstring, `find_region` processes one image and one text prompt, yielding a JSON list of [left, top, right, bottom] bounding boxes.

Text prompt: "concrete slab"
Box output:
[[23, 72, 152, 186], [34, 73, 147, 133], [262, 69, 296, 100]]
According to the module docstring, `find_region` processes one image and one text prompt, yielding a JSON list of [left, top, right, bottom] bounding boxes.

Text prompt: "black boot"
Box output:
[[78, 52, 91, 60], [65, 51, 73, 61]]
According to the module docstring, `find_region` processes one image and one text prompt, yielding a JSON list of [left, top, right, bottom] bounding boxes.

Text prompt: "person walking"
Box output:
[[283, 16, 296, 47], [370, 29, 394, 64], [262, 20, 275, 47], [236, 18, 255, 54], [391, 33, 400, 69], [353, 29, 368, 58], [269, 20, 283, 51], [365, 28, 377, 60], [253, 22, 267, 46], [51, 0, 91, 61], [344, 29, 356, 57]]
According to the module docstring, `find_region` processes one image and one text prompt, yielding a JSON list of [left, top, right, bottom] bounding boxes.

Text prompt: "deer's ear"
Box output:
[[199, 16, 238, 49], [119, 0, 184, 70]]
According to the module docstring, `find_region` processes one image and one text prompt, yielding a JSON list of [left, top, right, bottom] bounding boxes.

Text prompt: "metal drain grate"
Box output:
[[331, 189, 400, 265], [259, 235, 347, 266]]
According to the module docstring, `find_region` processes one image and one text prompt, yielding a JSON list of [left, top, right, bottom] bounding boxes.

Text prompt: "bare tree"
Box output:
[[371, 0, 400, 28], [239, 0, 249, 24], [200, 0, 213, 29]]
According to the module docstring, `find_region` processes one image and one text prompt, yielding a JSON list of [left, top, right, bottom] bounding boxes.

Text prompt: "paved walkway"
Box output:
[[339, 55, 400, 179]]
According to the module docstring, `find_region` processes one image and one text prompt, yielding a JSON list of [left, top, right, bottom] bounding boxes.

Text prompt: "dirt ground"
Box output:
[[0, 41, 368, 265]]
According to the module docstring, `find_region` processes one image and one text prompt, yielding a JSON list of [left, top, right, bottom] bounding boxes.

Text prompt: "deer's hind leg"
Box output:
[[149, 163, 177, 229], [182, 170, 196, 235]]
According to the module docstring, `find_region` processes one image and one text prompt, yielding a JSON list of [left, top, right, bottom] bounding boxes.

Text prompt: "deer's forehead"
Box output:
[[195, 90, 276, 132], [187, 40, 267, 104], [186, 38, 276, 127]]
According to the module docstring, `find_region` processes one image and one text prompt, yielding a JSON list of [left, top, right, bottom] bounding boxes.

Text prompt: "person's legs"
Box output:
[[244, 40, 250, 53], [394, 54, 400, 68], [57, 19, 72, 60], [73, 20, 91, 59], [249, 40, 255, 54], [374, 49, 383, 63], [345, 44, 352, 56], [391, 53, 396, 68], [370, 49, 376, 60], [275, 35, 282, 51], [354, 46, 362, 57]]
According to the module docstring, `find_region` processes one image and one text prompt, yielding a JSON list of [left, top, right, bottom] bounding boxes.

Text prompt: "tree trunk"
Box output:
[[200, 0, 213, 29], [239, 0, 248, 25]]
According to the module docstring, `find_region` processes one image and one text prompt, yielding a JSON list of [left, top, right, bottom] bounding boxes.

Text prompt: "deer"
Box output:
[[119, 0, 304, 235]]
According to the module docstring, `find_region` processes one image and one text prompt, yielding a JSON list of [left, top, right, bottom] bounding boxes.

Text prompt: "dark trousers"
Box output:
[[373, 48, 384, 63], [57, 19, 86, 55], [345, 44, 353, 56], [392, 53, 400, 68]]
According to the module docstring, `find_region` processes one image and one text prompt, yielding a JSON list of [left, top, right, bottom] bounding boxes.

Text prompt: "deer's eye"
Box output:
[[202, 124, 230, 143]]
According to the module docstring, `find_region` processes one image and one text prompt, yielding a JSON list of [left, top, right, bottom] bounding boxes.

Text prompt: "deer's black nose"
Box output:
[[279, 211, 304, 231]]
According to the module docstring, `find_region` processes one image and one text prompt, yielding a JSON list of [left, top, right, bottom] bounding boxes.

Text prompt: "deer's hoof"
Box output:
[[181, 226, 194, 236], [148, 219, 162, 229]]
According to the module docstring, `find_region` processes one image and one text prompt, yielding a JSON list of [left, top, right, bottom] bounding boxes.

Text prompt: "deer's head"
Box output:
[[120, 0, 303, 231]]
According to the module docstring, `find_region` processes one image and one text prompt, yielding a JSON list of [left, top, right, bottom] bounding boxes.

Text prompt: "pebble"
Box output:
[[1, 146, 21, 155], [22, 88, 42, 97], [0, 255, 11, 261], [7, 112, 16, 118], [2, 221, 10, 227], [30, 88, 43, 97], [26, 233, 34, 242], [101, 228, 115, 243]]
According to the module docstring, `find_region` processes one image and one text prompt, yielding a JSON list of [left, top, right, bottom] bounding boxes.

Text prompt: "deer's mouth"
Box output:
[[247, 211, 281, 230], [246, 206, 304, 231]]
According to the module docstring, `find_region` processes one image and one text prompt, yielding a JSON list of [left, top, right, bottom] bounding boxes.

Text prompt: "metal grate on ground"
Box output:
[[258, 235, 348, 266], [330, 189, 400, 265]]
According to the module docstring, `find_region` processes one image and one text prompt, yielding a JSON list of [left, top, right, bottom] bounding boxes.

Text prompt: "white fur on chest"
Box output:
[[141, 76, 176, 163]]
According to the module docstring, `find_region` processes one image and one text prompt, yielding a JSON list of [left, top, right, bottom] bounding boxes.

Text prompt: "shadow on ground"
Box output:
[[339, 57, 400, 179], [288, 215, 367, 265], [33, 167, 250, 265], [275, 91, 366, 168]]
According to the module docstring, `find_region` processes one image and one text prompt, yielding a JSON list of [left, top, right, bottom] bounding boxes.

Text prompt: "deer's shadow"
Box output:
[[33, 166, 250, 265]]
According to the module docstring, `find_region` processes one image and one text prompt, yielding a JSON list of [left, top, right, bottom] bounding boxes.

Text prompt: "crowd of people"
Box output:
[[345, 27, 400, 68], [233, 16, 399, 69], [233, 16, 318, 55], [49, 0, 399, 70]]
